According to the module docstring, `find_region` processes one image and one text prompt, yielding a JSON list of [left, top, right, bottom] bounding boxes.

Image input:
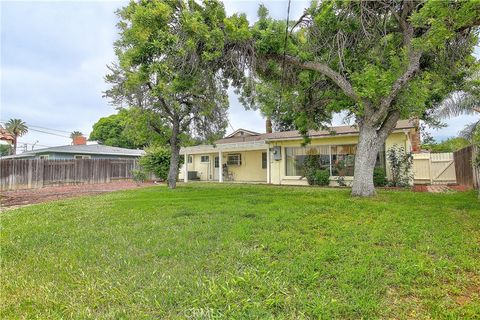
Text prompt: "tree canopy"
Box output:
[[238, 0, 480, 196], [106, 0, 251, 188]]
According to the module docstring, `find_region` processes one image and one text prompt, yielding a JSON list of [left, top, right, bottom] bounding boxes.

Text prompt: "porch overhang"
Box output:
[[181, 140, 268, 155]]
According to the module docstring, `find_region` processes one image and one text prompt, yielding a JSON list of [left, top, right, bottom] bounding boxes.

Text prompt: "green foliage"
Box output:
[[139, 146, 180, 181], [373, 167, 387, 187], [422, 137, 470, 153], [387, 145, 413, 187], [90, 108, 168, 149], [314, 169, 330, 186], [0, 144, 11, 156], [303, 154, 322, 185], [131, 169, 147, 184], [2, 184, 479, 318]]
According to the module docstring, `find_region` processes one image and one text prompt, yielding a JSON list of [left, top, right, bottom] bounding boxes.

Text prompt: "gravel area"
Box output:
[[0, 181, 157, 211]]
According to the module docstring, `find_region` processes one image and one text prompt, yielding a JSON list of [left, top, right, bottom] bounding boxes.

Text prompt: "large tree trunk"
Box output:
[[167, 119, 180, 189], [351, 123, 383, 197]]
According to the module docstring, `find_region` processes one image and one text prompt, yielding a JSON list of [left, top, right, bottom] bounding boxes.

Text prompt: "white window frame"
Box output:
[[200, 155, 210, 163], [74, 155, 91, 159], [188, 155, 193, 163], [227, 153, 242, 166], [39, 155, 49, 160]]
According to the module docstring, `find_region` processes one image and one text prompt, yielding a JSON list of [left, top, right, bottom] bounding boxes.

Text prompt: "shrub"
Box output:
[[386, 145, 413, 187], [314, 169, 330, 186], [131, 169, 147, 184], [139, 146, 181, 181], [373, 167, 387, 187], [303, 154, 322, 185]]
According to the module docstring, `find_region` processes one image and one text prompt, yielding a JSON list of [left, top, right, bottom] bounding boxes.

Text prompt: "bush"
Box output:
[[303, 154, 322, 185], [386, 145, 413, 187], [373, 167, 387, 187], [314, 169, 330, 186], [131, 169, 147, 184], [139, 146, 180, 181]]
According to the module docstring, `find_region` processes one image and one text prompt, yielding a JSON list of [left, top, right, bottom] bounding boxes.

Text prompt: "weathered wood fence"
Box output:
[[453, 145, 479, 189], [412, 152, 456, 185], [0, 159, 140, 191]]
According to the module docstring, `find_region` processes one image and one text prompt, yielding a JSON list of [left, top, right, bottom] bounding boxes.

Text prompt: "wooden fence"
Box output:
[[412, 152, 456, 185], [0, 159, 140, 191], [453, 145, 479, 189]]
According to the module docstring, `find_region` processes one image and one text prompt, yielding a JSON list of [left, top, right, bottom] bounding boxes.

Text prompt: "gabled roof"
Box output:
[[1, 144, 145, 159], [224, 128, 261, 138], [214, 119, 416, 145]]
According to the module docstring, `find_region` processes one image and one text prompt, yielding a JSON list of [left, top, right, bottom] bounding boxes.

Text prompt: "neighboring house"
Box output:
[[0, 144, 144, 160], [0, 127, 15, 145], [180, 120, 419, 186]]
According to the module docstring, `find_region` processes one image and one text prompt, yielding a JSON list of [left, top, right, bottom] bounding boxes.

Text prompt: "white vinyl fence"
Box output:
[[413, 153, 456, 185]]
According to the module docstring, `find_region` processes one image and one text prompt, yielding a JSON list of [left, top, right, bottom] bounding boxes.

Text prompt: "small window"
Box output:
[[262, 152, 267, 169], [200, 155, 210, 163], [188, 155, 193, 163], [74, 155, 91, 159], [39, 155, 49, 160], [227, 153, 241, 166]]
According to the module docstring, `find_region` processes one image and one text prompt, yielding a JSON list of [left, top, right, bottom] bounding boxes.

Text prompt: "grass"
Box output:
[[1, 183, 479, 319]]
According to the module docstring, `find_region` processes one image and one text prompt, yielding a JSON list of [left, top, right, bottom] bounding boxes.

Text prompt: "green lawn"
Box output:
[[1, 184, 479, 319]]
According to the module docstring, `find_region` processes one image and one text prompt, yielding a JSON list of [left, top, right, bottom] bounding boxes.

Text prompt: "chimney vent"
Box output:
[[266, 118, 272, 134]]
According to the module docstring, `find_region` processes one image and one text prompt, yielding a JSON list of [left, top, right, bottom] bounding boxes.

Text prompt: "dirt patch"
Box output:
[[0, 181, 158, 211]]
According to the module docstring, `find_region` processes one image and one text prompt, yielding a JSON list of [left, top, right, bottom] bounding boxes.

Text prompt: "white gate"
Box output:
[[413, 153, 456, 185]]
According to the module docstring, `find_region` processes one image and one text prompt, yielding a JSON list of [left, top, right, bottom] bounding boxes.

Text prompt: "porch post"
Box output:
[[218, 151, 223, 182], [329, 145, 333, 177], [184, 152, 188, 182], [266, 145, 271, 184]]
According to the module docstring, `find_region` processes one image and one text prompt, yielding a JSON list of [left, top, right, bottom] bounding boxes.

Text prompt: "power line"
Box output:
[[28, 128, 70, 138], [0, 120, 75, 135]]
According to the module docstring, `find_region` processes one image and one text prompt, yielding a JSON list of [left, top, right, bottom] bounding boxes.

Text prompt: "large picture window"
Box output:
[[285, 144, 385, 177]]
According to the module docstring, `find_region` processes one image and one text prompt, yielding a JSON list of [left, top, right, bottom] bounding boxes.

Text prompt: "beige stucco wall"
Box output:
[[179, 150, 267, 182]]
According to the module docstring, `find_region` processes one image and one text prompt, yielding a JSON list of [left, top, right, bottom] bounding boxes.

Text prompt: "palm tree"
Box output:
[[70, 131, 84, 139], [5, 119, 28, 155], [435, 74, 480, 142]]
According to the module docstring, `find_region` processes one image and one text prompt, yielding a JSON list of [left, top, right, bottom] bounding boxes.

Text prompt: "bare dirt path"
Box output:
[[0, 181, 158, 211]]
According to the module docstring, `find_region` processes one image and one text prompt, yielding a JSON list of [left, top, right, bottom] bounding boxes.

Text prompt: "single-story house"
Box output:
[[0, 144, 144, 160], [179, 120, 419, 186]]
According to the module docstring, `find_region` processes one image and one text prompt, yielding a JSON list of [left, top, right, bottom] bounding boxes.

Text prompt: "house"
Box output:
[[0, 126, 15, 144], [0, 137, 144, 160], [180, 120, 419, 186]]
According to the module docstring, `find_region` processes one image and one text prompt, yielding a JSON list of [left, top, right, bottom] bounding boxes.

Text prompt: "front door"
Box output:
[[213, 156, 219, 180]]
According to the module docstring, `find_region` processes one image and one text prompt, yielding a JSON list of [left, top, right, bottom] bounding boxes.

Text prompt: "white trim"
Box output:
[[266, 146, 270, 184], [218, 151, 223, 182], [200, 155, 210, 163], [225, 128, 260, 138], [74, 155, 91, 159], [184, 152, 188, 182]]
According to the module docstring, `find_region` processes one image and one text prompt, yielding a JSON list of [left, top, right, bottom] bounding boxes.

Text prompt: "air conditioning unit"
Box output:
[[272, 146, 282, 160]]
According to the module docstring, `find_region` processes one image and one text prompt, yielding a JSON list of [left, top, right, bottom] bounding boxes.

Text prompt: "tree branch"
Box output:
[[267, 53, 360, 102]]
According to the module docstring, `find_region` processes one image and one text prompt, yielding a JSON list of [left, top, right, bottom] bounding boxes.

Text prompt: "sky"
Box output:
[[1, 0, 478, 152]]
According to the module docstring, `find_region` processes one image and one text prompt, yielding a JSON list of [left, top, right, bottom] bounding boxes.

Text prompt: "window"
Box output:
[[214, 156, 219, 168], [285, 146, 330, 176], [331, 145, 356, 176], [200, 155, 210, 163], [39, 155, 49, 160], [227, 153, 241, 165], [74, 155, 91, 159], [262, 152, 267, 169], [188, 155, 193, 163]]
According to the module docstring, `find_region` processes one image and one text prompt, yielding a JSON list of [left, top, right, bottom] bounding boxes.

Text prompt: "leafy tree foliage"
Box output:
[[90, 108, 167, 149], [106, 0, 249, 188], [422, 137, 470, 153], [139, 146, 180, 181], [5, 118, 28, 155], [239, 1, 479, 196], [0, 144, 11, 156]]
